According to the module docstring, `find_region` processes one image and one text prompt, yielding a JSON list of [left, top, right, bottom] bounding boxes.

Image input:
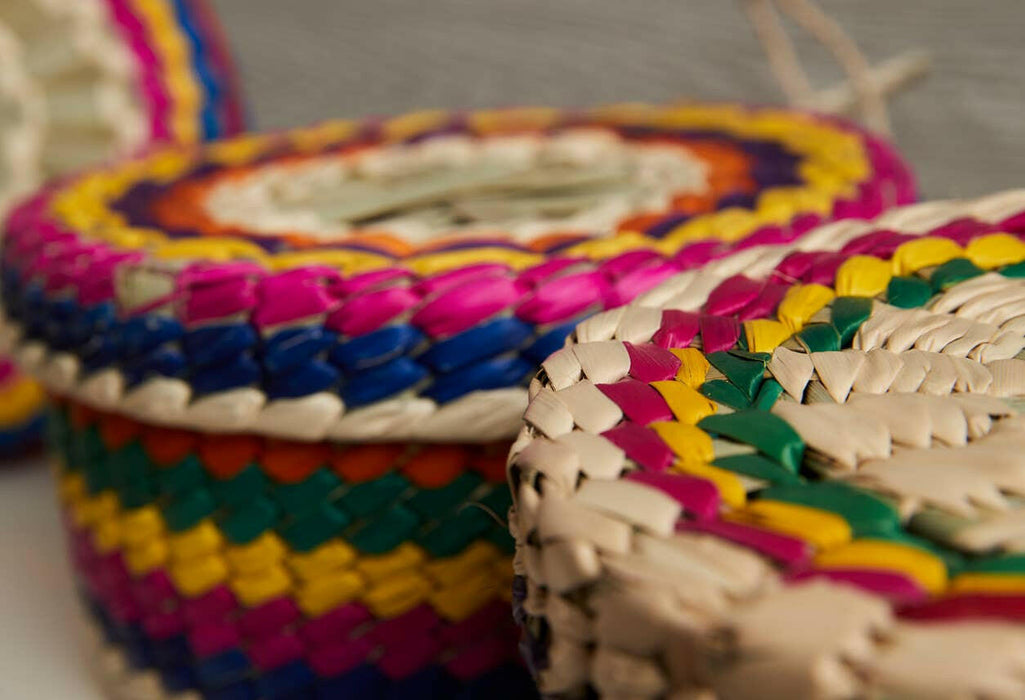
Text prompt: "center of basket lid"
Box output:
[[199, 128, 710, 246]]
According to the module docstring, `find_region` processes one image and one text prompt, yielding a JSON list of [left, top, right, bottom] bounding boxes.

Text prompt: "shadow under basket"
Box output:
[[50, 399, 535, 699]]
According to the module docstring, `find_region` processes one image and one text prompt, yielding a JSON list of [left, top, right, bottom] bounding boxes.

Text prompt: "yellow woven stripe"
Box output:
[[355, 543, 426, 583], [152, 239, 270, 264], [708, 208, 762, 243], [728, 500, 852, 550], [467, 106, 562, 133], [566, 233, 661, 261], [423, 542, 502, 588], [203, 134, 279, 166], [93, 518, 122, 554], [287, 540, 358, 581], [169, 521, 223, 561], [658, 218, 715, 250], [777, 283, 835, 333], [361, 572, 434, 619], [290, 120, 360, 154], [73, 492, 118, 529], [171, 553, 229, 598], [382, 110, 452, 141], [814, 539, 947, 595], [231, 565, 294, 607], [673, 462, 747, 508], [669, 348, 711, 387], [125, 539, 169, 576], [650, 381, 716, 424], [430, 569, 500, 622], [964, 233, 1025, 269], [59, 488, 506, 620], [834, 255, 892, 298], [129, 0, 202, 143], [407, 249, 543, 276], [891, 237, 963, 276], [120, 506, 165, 548], [650, 421, 714, 466], [295, 569, 365, 617], [58, 473, 87, 506], [950, 573, 1025, 594], [743, 319, 792, 353], [0, 377, 44, 426], [225, 533, 286, 576], [268, 250, 392, 276]]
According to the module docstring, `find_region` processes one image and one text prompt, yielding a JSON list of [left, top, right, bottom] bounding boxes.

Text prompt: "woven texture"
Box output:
[[51, 399, 526, 699], [510, 191, 1025, 698], [0, 102, 910, 698], [0, 0, 243, 456], [0, 104, 912, 443]]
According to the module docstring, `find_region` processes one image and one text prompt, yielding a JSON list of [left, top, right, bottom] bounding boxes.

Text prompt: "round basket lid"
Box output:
[[510, 190, 1025, 698], [1, 103, 913, 442]]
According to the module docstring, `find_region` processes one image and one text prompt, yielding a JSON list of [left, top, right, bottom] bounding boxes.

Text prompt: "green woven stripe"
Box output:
[[50, 406, 513, 561]]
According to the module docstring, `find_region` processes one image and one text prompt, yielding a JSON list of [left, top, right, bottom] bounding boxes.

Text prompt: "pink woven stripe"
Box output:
[[626, 471, 720, 520], [601, 423, 675, 472], [597, 379, 673, 425], [652, 310, 699, 349], [787, 568, 929, 605], [698, 314, 740, 353], [705, 275, 763, 316], [682, 518, 812, 567], [737, 282, 788, 321], [625, 342, 682, 382]]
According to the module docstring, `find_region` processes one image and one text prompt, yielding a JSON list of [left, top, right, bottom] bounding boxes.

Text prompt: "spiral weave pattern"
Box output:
[[0, 104, 913, 443], [511, 191, 1025, 699]]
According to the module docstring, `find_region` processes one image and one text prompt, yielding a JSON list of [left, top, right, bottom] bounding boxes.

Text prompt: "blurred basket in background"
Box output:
[[0, 0, 244, 455]]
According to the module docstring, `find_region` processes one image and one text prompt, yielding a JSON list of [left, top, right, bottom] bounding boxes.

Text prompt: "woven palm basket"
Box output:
[[0, 0, 243, 454], [509, 191, 1025, 699], [0, 103, 911, 699]]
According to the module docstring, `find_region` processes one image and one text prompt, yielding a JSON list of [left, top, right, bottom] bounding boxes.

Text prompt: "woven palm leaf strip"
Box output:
[[510, 190, 1025, 699], [0, 104, 910, 698], [0, 0, 243, 455]]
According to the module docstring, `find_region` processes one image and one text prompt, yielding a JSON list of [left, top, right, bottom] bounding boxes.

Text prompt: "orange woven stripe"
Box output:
[[331, 444, 406, 483], [403, 446, 468, 488], [98, 414, 141, 451], [198, 434, 262, 479], [142, 427, 200, 466], [262, 440, 331, 483]]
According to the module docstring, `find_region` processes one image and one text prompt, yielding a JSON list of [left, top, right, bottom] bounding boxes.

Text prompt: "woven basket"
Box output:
[[510, 191, 1025, 699], [0, 0, 243, 455], [0, 103, 911, 698]]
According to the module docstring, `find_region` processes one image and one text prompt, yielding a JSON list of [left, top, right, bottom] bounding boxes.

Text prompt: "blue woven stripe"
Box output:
[[169, 0, 227, 139], [8, 280, 556, 406]]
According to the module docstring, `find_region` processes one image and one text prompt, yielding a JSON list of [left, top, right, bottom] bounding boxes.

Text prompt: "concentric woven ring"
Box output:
[[510, 189, 1025, 699], [0, 103, 913, 444]]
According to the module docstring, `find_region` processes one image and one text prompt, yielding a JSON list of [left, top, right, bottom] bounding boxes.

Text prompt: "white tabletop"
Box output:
[[0, 458, 105, 699]]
